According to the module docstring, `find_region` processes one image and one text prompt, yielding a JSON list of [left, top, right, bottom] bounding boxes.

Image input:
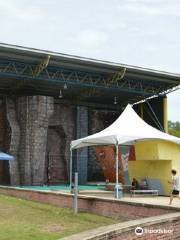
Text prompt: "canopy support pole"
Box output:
[[69, 146, 73, 190], [115, 143, 119, 198]]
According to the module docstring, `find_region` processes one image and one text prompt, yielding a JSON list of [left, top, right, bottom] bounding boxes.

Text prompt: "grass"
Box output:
[[0, 194, 119, 240]]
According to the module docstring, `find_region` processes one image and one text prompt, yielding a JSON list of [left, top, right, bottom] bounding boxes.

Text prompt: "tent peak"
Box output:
[[71, 104, 180, 149]]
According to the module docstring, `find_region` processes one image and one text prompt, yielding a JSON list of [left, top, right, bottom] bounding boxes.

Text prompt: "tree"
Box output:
[[168, 121, 180, 137]]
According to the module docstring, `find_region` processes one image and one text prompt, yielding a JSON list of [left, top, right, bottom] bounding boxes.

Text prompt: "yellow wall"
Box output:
[[127, 97, 180, 195], [128, 160, 172, 195], [135, 141, 159, 160], [157, 141, 180, 161], [135, 140, 180, 161], [129, 140, 180, 195]]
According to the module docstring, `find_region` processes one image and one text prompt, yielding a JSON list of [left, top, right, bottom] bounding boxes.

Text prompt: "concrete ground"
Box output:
[[78, 190, 180, 208], [13, 185, 180, 209]]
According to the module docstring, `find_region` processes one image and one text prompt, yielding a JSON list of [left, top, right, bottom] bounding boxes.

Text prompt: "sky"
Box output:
[[0, 0, 179, 121]]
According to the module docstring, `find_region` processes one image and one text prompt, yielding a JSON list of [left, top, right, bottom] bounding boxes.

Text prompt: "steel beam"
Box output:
[[0, 59, 168, 96], [33, 55, 50, 77]]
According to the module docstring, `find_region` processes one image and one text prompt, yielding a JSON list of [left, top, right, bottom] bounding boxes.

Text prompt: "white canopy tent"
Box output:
[[70, 104, 180, 197]]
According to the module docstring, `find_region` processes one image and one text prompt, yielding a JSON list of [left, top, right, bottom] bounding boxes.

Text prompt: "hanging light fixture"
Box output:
[[63, 83, 68, 89], [114, 96, 117, 105], [58, 89, 63, 98]]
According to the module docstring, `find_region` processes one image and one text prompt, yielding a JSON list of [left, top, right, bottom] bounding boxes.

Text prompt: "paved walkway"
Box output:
[[78, 191, 180, 209], [12, 185, 180, 209]]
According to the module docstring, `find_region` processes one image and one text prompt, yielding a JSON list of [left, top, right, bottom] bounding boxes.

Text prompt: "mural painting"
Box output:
[[95, 145, 136, 184]]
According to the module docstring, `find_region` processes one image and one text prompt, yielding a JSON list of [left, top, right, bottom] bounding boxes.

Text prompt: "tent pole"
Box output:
[[69, 146, 73, 191], [115, 143, 119, 198]]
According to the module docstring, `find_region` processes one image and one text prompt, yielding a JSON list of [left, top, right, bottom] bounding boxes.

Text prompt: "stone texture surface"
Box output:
[[6, 98, 20, 185], [48, 103, 75, 183], [88, 109, 104, 182], [0, 96, 54, 185], [76, 106, 88, 184], [0, 98, 10, 184], [0, 95, 121, 185], [1, 96, 76, 185], [17, 96, 54, 185], [61, 212, 180, 240], [0, 187, 176, 218]]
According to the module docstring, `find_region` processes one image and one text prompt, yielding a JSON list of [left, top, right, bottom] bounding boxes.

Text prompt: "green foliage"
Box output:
[[168, 121, 180, 137], [168, 121, 180, 130], [168, 128, 180, 137]]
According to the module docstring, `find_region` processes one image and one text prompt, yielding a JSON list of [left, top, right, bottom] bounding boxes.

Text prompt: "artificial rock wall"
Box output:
[[88, 109, 119, 181], [0, 96, 54, 185], [47, 103, 75, 184], [76, 106, 88, 184], [0, 94, 119, 185], [6, 98, 21, 185], [0, 99, 10, 184], [17, 96, 54, 185]]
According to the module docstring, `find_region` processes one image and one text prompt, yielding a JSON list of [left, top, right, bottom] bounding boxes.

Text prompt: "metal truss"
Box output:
[[0, 59, 173, 96]]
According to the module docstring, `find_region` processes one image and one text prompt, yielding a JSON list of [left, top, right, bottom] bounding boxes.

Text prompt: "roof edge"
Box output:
[[0, 42, 180, 78]]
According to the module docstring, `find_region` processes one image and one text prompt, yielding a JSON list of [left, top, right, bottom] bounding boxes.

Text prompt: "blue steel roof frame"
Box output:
[[0, 42, 180, 106], [0, 58, 176, 97]]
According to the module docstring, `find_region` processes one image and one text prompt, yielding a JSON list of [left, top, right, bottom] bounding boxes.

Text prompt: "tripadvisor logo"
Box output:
[[135, 227, 144, 236]]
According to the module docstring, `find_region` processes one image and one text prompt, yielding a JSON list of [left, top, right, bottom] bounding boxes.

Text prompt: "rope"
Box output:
[[144, 107, 163, 131], [145, 100, 165, 132]]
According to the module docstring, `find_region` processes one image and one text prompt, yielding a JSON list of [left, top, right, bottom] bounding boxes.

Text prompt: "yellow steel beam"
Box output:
[[163, 96, 168, 133], [107, 68, 126, 86], [33, 55, 50, 77], [140, 103, 144, 119]]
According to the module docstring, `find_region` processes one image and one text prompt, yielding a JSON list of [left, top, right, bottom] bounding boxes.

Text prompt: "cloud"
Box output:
[[0, 0, 179, 120], [75, 29, 109, 48], [168, 90, 180, 121], [118, 0, 180, 17]]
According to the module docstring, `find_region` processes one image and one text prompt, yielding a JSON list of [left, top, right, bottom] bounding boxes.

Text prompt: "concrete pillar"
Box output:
[[6, 98, 20, 185], [76, 106, 88, 184]]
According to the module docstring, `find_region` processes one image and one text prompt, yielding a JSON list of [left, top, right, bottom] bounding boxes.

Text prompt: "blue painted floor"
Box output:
[[15, 184, 105, 192]]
